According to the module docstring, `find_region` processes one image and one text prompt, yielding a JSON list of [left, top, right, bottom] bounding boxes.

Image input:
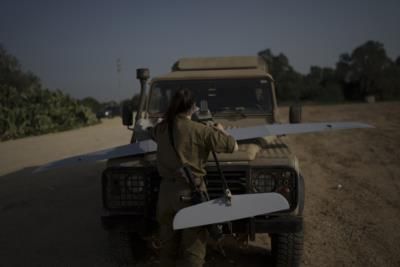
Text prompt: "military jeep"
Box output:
[[101, 56, 304, 266]]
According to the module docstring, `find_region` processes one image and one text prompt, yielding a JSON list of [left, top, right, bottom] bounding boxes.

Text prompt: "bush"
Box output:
[[0, 44, 100, 140], [0, 85, 98, 141]]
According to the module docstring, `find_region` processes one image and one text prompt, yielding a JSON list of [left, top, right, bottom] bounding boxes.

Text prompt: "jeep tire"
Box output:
[[106, 230, 147, 265], [271, 230, 304, 267], [289, 105, 302, 123]]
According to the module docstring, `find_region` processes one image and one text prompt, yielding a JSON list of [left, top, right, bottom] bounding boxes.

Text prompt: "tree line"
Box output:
[[258, 40, 400, 103], [1, 40, 399, 140], [80, 95, 140, 119], [0, 45, 98, 141]]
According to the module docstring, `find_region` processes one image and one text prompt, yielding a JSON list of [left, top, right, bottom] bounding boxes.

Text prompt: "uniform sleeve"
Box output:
[[203, 126, 236, 153]]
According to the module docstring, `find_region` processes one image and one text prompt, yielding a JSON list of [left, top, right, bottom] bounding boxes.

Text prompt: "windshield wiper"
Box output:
[[213, 107, 248, 118]]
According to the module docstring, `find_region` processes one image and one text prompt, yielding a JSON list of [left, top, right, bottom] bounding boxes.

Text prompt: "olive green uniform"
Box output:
[[151, 114, 236, 267]]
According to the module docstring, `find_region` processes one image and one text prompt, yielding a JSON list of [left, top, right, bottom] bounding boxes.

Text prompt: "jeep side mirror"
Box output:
[[122, 101, 133, 126], [289, 104, 302, 123]]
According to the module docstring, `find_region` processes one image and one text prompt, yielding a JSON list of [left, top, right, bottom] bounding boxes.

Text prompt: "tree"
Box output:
[[259, 41, 398, 103], [0, 45, 41, 91], [258, 49, 303, 102], [377, 61, 400, 100], [302, 66, 343, 102], [336, 41, 392, 100], [81, 97, 101, 113], [0, 44, 98, 140]]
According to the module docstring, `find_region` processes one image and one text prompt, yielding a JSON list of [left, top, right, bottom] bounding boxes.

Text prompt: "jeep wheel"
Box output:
[[271, 230, 304, 267], [106, 230, 133, 266], [106, 231, 147, 265]]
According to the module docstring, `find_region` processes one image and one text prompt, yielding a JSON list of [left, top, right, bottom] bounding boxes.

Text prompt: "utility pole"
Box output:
[[116, 58, 121, 91]]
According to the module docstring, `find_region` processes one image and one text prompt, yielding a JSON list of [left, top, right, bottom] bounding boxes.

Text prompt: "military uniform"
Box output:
[[150, 114, 236, 267]]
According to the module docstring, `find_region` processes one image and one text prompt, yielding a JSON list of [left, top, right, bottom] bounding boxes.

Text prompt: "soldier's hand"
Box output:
[[213, 123, 224, 131], [213, 123, 231, 137]]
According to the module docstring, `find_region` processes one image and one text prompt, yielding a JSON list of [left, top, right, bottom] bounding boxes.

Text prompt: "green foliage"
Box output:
[[0, 44, 98, 141], [80, 97, 102, 113], [302, 66, 344, 102], [337, 41, 391, 100], [258, 49, 303, 102], [119, 94, 143, 112], [259, 40, 400, 103], [377, 64, 400, 100]]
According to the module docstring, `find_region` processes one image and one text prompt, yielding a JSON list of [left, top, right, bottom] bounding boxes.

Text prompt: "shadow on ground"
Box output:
[[0, 164, 272, 266]]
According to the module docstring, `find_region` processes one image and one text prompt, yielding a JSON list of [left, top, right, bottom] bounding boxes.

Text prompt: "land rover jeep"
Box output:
[[101, 56, 304, 266]]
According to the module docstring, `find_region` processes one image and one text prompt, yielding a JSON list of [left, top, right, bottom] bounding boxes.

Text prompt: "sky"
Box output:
[[1, 0, 399, 102]]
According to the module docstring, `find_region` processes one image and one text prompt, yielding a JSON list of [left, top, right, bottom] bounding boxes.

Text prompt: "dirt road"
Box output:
[[1, 102, 399, 266]]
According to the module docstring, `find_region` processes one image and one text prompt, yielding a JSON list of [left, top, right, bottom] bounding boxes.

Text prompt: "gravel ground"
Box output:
[[1, 102, 399, 267]]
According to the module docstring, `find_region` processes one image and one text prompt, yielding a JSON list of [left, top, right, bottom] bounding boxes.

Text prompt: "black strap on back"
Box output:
[[167, 120, 179, 161], [167, 120, 198, 191]]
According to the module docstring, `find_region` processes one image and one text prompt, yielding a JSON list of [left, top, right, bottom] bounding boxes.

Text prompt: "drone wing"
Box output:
[[34, 121, 373, 173], [173, 192, 289, 230], [228, 121, 373, 141], [33, 139, 157, 173]]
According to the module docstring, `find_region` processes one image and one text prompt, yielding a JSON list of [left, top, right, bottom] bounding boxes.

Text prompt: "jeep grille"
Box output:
[[205, 167, 248, 199]]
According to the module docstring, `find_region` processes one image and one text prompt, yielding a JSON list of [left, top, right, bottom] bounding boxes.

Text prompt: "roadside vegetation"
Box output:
[[0, 45, 98, 141]]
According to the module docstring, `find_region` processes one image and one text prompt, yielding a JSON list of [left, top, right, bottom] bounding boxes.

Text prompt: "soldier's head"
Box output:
[[165, 89, 196, 124]]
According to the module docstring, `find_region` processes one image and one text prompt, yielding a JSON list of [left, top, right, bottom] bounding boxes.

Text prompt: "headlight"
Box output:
[[252, 170, 275, 192], [251, 168, 297, 209], [103, 168, 147, 210], [125, 174, 145, 193]]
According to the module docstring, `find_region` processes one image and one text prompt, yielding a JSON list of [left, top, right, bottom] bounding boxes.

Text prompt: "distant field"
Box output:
[[0, 102, 399, 267]]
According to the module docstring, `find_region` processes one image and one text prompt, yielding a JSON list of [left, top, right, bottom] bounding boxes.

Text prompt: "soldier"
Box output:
[[150, 89, 238, 267]]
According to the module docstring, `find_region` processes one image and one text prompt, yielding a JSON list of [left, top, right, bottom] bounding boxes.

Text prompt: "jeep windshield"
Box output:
[[148, 78, 273, 115]]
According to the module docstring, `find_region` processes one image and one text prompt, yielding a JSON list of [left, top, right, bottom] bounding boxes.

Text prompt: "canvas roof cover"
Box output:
[[175, 56, 266, 71]]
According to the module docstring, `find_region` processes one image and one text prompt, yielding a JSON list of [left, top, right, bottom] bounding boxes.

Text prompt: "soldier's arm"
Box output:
[[204, 124, 238, 153], [213, 123, 239, 151]]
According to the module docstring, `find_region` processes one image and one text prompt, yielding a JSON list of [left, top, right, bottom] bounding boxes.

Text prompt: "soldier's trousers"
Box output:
[[157, 178, 207, 267]]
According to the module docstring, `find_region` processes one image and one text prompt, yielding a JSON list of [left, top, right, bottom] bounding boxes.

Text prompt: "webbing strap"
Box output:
[[167, 120, 197, 191]]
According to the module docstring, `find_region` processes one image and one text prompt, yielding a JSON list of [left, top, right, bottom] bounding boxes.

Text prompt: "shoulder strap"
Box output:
[[167, 120, 182, 163], [167, 119, 199, 190]]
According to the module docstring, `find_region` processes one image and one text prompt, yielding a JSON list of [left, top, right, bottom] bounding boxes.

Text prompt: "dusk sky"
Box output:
[[1, 0, 399, 101]]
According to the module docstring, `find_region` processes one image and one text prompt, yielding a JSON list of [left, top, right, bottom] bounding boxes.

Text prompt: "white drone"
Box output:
[[35, 120, 373, 230]]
